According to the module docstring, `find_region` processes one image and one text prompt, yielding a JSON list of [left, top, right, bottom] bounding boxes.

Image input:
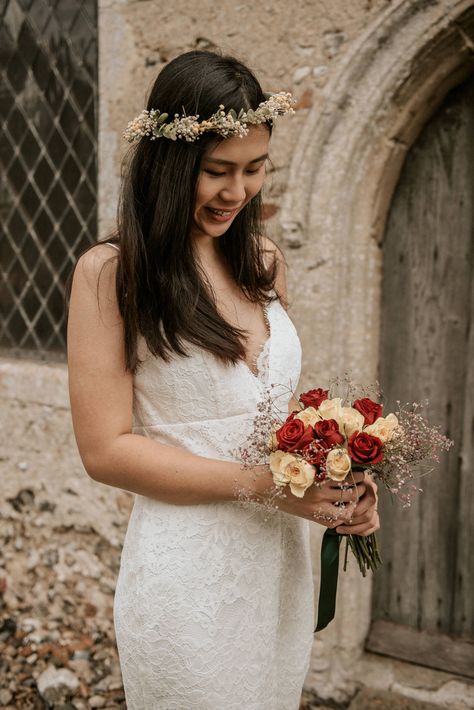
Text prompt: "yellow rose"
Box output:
[[280, 453, 316, 498], [341, 406, 365, 438], [294, 406, 320, 427], [269, 450, 290, 487], [325, 448, 352, 481], [317, 397, 344, 430], [364, 413, 399, 444]]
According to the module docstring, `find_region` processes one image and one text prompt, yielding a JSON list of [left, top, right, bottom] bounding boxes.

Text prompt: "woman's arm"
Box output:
[[67, 244, 267, 505]]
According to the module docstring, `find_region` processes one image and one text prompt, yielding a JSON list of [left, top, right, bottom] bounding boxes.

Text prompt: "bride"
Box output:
[[66, 49, 379, 710]]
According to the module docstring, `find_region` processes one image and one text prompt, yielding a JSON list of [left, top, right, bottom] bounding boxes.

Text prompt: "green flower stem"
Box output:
[[343, 535, 350, 571], [344, 532, 382, 576]]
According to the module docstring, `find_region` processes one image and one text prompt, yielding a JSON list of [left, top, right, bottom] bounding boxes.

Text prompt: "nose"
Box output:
[[220, 174, 247, 203]]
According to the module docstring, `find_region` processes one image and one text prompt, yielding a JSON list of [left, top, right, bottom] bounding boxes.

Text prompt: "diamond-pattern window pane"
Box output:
[[0, 0, 98, 361]]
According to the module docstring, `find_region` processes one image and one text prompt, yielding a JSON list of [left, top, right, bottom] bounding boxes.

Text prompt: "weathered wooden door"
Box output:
[[367, 74, 474, 677]]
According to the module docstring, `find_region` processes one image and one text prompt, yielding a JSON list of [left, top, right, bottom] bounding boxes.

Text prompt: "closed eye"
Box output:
[[205, 167, 262, 177]]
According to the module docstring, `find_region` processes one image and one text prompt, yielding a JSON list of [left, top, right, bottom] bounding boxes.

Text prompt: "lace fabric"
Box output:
[[113, 294, 315, 710]]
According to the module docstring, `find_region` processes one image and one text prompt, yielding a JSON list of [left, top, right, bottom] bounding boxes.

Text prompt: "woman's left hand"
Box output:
[[335, 472, 379, 536]]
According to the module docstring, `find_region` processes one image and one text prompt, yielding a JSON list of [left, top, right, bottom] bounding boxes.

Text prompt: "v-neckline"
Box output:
[[240, 301, 272, 380]]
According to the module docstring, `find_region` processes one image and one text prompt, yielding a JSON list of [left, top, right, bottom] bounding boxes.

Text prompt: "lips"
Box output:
[[208, 206, 239, 215], [205, 206, 239, 222]]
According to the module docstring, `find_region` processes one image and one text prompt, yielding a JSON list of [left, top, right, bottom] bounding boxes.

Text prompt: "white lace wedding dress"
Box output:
[[113, 290, 315, 710]]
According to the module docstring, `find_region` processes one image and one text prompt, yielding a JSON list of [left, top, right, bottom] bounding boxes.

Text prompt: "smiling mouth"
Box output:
[[207, 207, 239, 216]]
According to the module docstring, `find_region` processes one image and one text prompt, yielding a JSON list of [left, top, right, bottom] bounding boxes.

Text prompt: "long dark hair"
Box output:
[[66, 49, 279, 373]]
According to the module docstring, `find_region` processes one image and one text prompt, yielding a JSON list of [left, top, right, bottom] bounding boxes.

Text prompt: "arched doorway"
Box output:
[[283, 0, 474, 698], [367, 73, 474, 678]]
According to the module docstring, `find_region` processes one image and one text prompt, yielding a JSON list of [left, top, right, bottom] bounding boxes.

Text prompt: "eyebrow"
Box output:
[[203, 152, 269, 166]]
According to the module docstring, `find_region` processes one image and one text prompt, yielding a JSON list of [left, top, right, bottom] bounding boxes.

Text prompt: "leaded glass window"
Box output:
[[0, 0, 98, 359]]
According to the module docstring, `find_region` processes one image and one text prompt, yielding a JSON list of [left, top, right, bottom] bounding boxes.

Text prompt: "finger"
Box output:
[[338, 499, 378, 522], [337, 512, 380, 535], [337, 519, 376, 535], [352, 494, 375, 517], [326, 471, 365, 488], [330, 501, 357, 523], [352, 483, 377, 514], [310, 511, 340, 528], [363, 475, 379, 502], [364, 472, 378, 489], [357, 522, 381, 536], [326, 482, 366, 504], [310, 501, 356, 526], [344, 508, 376, 526]]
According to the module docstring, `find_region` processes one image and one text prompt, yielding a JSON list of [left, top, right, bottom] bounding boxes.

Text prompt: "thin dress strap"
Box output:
[[104, 242, 120, 251]]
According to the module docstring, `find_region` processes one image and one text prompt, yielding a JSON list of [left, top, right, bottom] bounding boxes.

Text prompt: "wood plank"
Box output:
[[374, 73, 474, 640], [453, 165, 474, 635], [366, 620, 474, 679]]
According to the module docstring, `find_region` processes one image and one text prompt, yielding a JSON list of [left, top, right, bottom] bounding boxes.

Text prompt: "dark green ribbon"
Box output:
[[314, 528, 342, 632]]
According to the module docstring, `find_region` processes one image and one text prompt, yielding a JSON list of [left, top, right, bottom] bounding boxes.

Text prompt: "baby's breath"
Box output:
[[370, 400, 453, 506]]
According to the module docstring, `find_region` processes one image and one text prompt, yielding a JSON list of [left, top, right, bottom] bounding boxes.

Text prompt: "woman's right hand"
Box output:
[[257, 468, 367, 528]]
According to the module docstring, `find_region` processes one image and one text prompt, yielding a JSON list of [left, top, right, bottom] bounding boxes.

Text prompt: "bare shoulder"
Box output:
[[71, 243, 120, 310], [262, 235, 286, 266], [261, 236, 289, 309], [74, 242, 119, 284], [68, 243, 123, 345]]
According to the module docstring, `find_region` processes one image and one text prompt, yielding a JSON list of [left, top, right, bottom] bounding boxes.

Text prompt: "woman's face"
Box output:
[[191, 125, 270, 242]]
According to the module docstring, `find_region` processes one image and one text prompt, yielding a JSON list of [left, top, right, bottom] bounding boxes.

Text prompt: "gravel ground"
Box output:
[[0, 486, 128, 709]]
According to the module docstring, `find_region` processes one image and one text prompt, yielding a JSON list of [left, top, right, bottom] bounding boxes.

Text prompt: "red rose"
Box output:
[[299, 388, 329, 409], [276, 418, 314, 452], [313, 419, 344, 448], [353, 397, 383, 425], [348, 431, 384, 464]]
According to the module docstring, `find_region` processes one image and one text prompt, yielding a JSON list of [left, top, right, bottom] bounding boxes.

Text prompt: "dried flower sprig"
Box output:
[[369, 400, 453, 507], [123, 91, 296, 143]]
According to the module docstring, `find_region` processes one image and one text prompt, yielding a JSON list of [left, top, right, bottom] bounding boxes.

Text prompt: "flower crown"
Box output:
[[123, 91, 296, 143]]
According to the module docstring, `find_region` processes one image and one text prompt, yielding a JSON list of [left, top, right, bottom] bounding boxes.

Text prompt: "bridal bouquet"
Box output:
[[238, 381, 453, 630], [268, 386, 452, 572]]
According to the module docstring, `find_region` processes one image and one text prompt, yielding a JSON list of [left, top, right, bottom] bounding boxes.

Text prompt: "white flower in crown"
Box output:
[[123, 91, 296, 143]]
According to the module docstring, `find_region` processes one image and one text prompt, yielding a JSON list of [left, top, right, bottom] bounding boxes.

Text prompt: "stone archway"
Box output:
[[282, 0, 474, 385], [286, 0, 474, 701]]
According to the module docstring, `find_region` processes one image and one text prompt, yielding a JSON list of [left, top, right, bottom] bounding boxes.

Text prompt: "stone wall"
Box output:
[[97, 0, 392, 239], [2, 0, 474, 706]]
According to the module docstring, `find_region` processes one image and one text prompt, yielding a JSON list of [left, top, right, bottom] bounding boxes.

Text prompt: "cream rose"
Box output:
[[317, 397, 344, 430], [284, 454, 316, 498], [269, 450, 290, 487], [294, 406, 320, 427], [364, 413, 399, 444], [325, 448, 352, 481], [341, 406, 365, 438], [279, 453, 316, 498]]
